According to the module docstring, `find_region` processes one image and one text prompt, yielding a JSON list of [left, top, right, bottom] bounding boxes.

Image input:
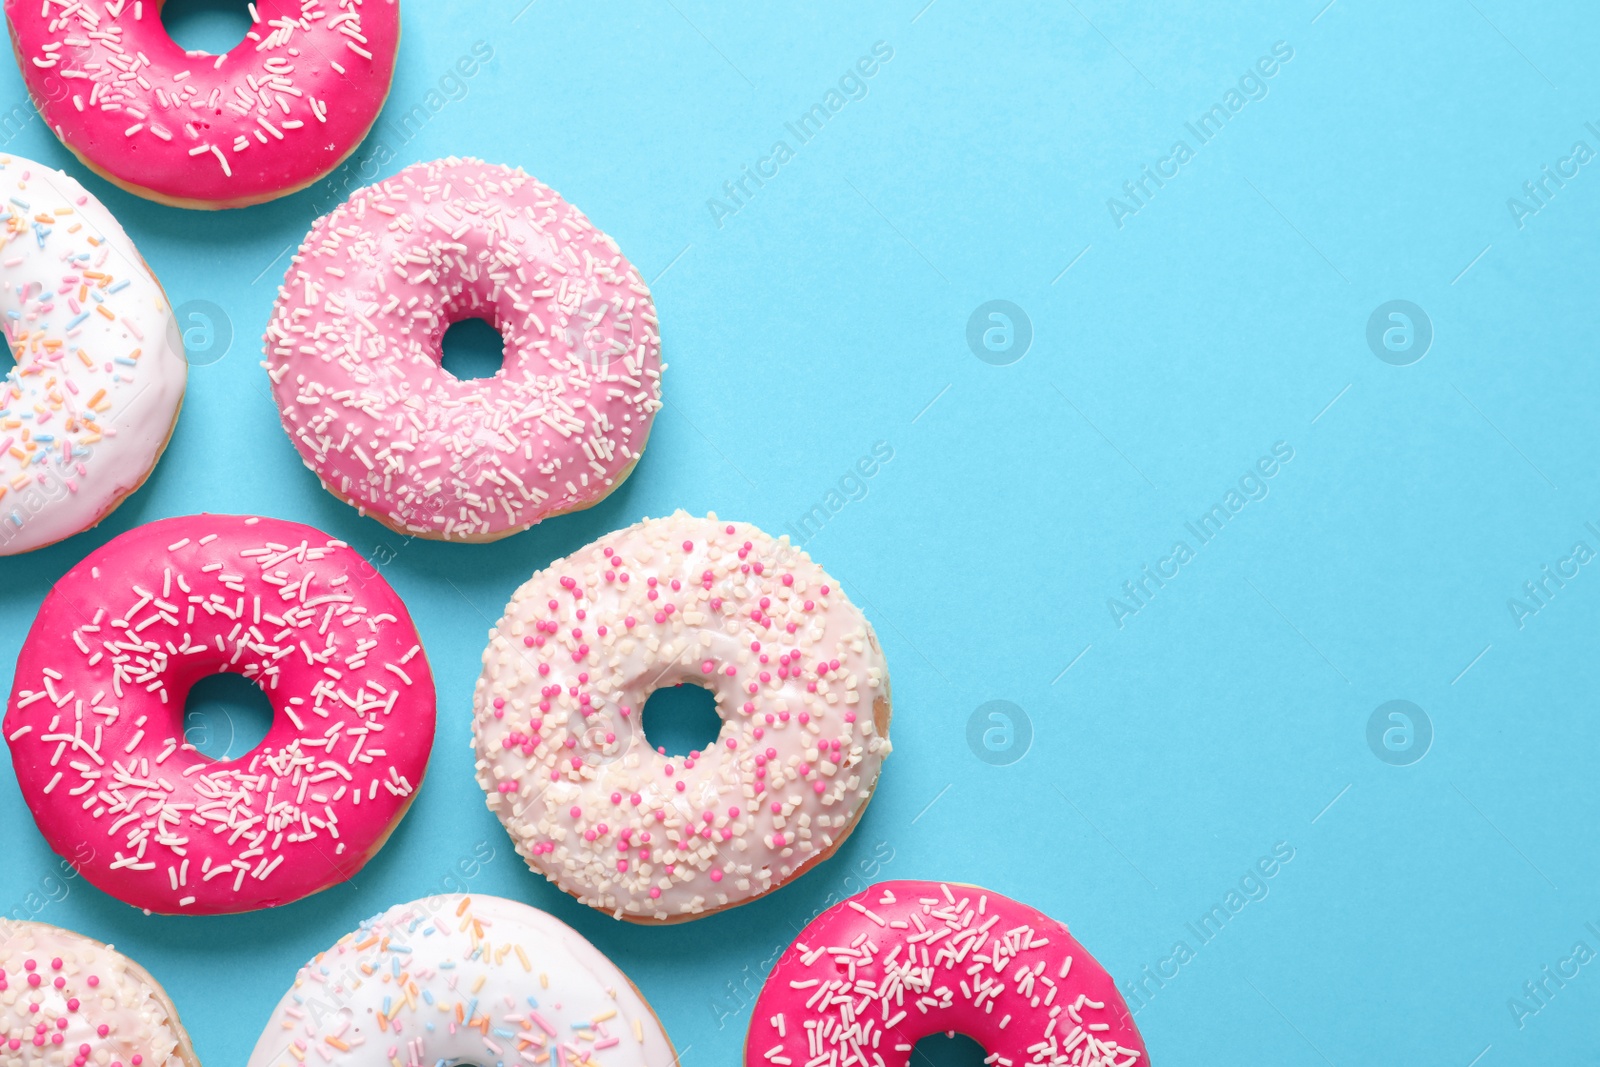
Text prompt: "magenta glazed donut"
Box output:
[[746, 880, 1148, 1067], [265, 158, 664, 542], [2, 514, 435, 915], [3, 0, 400, 208]]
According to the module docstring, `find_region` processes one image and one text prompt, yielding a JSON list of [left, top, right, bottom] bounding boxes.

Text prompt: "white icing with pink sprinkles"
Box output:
[[0, 922, 195, 1067], [473, 512, 892, 922]]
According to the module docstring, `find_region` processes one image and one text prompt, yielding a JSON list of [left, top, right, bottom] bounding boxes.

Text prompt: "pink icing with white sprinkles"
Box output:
[[2, 514, 436, 915], [265, 158, 663, 541], [4, 0, 400, 207], [473, 512, 892, 922], [746, 881, 1148, 1067]]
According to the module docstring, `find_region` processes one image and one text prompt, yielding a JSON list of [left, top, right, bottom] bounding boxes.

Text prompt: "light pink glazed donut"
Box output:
[[1, 921, 199, 1067], [2, 514, 435, 915], [3, 0, 400, 209], [472, 511, 893, 923], [746, 881, 1149, 1067], [264, 157, 664, 543]]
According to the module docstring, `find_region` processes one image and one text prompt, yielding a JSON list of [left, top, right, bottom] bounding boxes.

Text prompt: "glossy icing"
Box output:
[[3, 0, 400, 208], [0, 921, 195, 1067], [2, 515, 435, 915], [473, 512, 892, 922], [245, 894, 676, 1067], [746, 881, 1148, 1067], [0, 156, 185, 556], [264, 158, 663, 541]]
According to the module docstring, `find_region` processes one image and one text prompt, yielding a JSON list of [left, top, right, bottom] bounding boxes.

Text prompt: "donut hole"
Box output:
[[160, 0, 254, 55], [640, 683, 723, 758], [182, 672, 274, 760], [440, 317, 506, 381], [910, 1033, 990, 1067]]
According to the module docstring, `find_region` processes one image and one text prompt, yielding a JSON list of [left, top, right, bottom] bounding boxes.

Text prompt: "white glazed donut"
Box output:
[[0, 155, 185, 555], [0, 920, 198, 1067], [472, 512, 893, 923], [245, 894, 676, 1067]]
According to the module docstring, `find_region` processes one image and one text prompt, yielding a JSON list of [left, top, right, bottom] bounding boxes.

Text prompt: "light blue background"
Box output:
[[0, 1, 1594, 1064]]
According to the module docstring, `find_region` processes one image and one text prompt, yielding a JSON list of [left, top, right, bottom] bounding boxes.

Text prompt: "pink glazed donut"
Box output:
[[2, 514, 435, 915], [265, 157, 664, 542], [746, 881, 1149, 1067], [3, 0, 400, 209]]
